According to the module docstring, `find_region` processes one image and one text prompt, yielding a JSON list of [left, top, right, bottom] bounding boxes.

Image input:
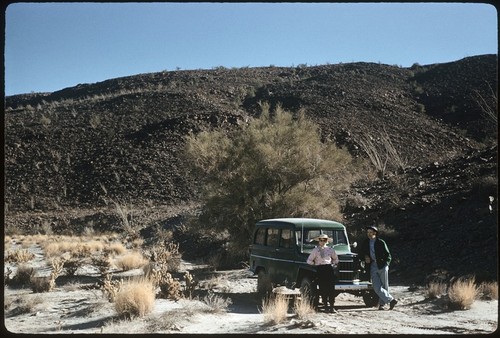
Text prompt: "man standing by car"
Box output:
[[359, 225, 398, 310], [307, 234, 339, 313]]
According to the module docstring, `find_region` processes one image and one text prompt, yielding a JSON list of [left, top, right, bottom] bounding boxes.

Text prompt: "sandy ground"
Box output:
[[4, 242, 498, 335]]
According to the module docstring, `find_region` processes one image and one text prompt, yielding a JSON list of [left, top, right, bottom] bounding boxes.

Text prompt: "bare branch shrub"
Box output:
[[355, 127, 408, 178], [472, 82, 498, 124]]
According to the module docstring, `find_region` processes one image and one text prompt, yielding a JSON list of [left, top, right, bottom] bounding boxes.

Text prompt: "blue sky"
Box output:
[[4, 2, 498, 96]]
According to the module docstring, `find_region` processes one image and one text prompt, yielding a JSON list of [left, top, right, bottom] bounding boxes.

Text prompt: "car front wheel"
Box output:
[[362, 290, 379, 307], [299, 276, 315, 304]]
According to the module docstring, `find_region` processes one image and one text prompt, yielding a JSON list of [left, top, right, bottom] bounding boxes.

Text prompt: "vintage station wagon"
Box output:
[[249, 218, 377, 306]]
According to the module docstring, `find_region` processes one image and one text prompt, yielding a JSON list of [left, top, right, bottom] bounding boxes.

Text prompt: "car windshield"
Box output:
[[296, 229, 347, 248]]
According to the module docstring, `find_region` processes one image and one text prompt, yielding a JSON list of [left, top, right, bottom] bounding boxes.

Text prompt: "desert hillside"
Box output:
[[4, 54, 498, 284]]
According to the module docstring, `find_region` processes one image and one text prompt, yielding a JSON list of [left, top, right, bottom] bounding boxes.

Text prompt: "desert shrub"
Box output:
[[102, 273, 123, 302], [426, 281, 447, 299], [201, 291, 233, 313], [114, 251, 148, 271], [185, 103, 359, 256], [5, 248, 35, 263], [479, 281, 498, 300], [183, 271, 198, 299], [355, 127, 408, 178], [5, 295, 44, 317], [261, 294, 289, 325], [114, 278, 155, 318], [448, 276, 479, 310], [144, 243, 181, 275], [63, 257, 83, 276], [293, 296, 315, 319], [145, 312, 187, 332], [10, 264, 34, 287], [31, 258, 64, 293], [156, 273, 183, 301], [92, 252, 113, 276]]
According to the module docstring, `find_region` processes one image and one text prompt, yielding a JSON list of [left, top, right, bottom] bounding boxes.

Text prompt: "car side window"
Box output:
[[254, 227, 266, 245], [280, 229, 292, 248], [266, 228, 279, 247]]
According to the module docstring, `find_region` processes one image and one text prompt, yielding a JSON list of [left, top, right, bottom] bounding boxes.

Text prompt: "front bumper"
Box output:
[[334, 281, 373, 291]]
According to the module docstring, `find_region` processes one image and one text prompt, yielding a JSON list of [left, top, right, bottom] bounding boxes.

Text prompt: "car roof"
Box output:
[[256, 218, 345, 229]]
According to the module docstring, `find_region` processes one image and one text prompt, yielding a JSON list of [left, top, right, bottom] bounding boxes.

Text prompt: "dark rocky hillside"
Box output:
[[4, 54, 498, 284]]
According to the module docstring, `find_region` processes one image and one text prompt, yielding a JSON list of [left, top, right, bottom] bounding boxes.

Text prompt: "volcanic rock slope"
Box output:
[[4, 54, 498, 283]]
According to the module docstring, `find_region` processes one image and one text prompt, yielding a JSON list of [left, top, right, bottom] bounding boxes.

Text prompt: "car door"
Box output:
[[273, 228, 297, 288]]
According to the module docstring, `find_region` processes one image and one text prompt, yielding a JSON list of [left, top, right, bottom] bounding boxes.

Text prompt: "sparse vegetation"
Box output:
[[426, 281, 447, 299], [185, 103, 360, 258], [261, 293, 289, 325], [293, 296, 315, 319], [114, 251, 148, 271], [447, 276, 479, 310], [5, 295, 44, 317], [479, 281, 498, 300], [355, 127, 408, 178], [5, 248, 35, 263], [3, 55, 498, 334], [114, 278, 156, 318], [201, 291, 233, 313]]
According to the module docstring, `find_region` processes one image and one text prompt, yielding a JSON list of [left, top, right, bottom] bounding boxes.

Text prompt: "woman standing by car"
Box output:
[[307, 234, 339, 313]]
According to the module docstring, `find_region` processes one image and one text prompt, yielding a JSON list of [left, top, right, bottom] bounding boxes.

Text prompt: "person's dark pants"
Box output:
[[315, 264, 336, 310]]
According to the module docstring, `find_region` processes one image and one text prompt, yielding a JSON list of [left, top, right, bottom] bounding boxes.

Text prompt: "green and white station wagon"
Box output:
[[249, 218, 378, 307]]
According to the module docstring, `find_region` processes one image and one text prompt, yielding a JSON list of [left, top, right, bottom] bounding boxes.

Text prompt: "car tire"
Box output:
[[362, 290, 379, 307], [299, 276, 315, 304]]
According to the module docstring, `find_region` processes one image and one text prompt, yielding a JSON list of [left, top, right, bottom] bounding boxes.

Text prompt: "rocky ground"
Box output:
[[3, 241, 498, 335], [3, 55, 498, 330]]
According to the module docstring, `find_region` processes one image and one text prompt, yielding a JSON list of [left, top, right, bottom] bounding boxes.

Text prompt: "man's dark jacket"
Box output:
[[359, 237, 392, 269]]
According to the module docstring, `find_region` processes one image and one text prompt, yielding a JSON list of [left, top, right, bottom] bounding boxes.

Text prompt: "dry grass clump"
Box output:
[[261, 294, 289, 325], [448, 276, 479, 310], [114, 251, 148, 271], [42, 237, 104, 258], [5, 248, 35, 263], [145, 312, 186, 332], [426, 281, 447, 299], [114, 278, 155, 318], [479, 281, 498, 300], [5, 295, 44, 317], [104, 242, 127, 255], [201, 291, 233, 313], [293, 296, 315, 319]]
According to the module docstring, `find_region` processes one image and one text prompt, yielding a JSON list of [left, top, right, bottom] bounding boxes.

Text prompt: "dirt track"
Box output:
[[4, 251, 498, 335]]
